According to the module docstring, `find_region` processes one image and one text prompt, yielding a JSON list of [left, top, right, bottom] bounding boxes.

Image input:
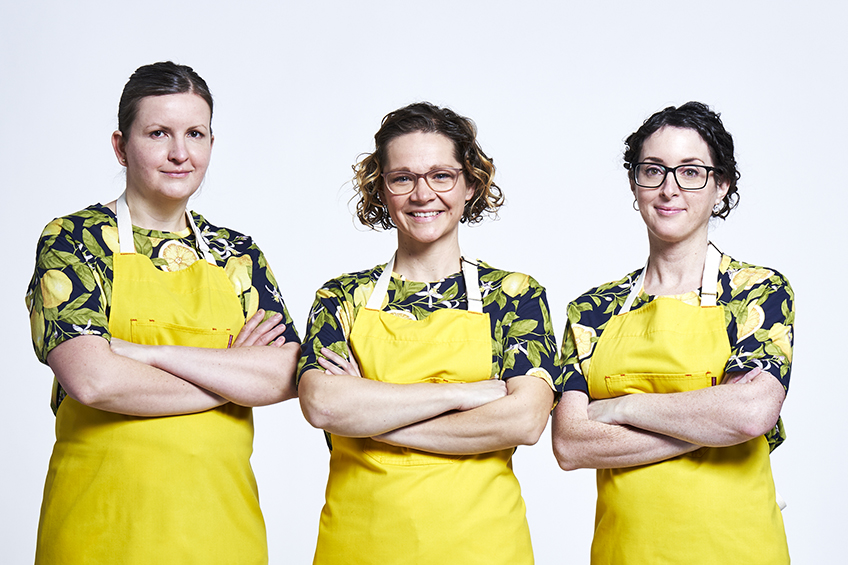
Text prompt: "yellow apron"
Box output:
[[313, 255, 534, 565], [35, 194, 267, 564], [587, 245, 788, 564]]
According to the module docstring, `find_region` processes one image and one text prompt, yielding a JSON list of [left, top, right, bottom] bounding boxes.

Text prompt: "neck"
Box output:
[[393, 235, 462, 282], [643, 234, 709, 296], [122, 190, 189, 232]]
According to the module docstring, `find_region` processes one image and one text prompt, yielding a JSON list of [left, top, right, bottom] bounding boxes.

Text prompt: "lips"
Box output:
[[655, 206, 684, 216], [409, 210, 443, 219]]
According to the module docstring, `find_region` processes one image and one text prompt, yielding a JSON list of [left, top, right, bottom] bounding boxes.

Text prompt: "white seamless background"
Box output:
[[2, 1, 843, 563]]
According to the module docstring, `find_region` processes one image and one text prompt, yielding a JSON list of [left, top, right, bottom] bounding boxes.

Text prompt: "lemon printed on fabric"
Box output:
[[158, 241, 199, 272], [26, 203, 299, 414], [556, 254, 794, 452]]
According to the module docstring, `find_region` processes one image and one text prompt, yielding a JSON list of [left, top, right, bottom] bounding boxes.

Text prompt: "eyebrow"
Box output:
[[640, 156, 707, 165], [385, 164, 460, 173]]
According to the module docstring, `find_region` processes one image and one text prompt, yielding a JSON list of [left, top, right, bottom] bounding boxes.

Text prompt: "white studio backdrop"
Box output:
[[1, 1, 844, 562]]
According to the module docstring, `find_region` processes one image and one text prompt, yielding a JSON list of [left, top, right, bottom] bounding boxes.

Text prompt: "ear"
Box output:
[[210, 133, 215, 149], [465, 181, 476, 203], [715, 178, 730, 205], [111, 130, 127, 166]]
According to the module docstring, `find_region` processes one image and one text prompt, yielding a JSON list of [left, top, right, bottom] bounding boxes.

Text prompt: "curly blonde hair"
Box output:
[[354, 102, 504, 230]]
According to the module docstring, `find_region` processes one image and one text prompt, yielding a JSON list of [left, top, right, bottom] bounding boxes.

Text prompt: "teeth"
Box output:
[[412, 211, 440, 217]]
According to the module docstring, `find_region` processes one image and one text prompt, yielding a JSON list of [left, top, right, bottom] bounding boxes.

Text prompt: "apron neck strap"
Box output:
[[365, 253, 482, 314], [115, 192, 216, 264], [619, 242, 722, 314]]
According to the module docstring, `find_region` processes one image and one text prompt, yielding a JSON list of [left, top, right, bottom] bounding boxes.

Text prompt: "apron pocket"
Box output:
[[130, 319, 235, 349], [601, 371, 718, 397], [361, 438, 464, 466]]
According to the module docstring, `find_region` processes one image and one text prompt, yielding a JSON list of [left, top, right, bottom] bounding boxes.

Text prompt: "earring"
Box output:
[[633, 198, 640, 212], [713, 202, 722, 214]]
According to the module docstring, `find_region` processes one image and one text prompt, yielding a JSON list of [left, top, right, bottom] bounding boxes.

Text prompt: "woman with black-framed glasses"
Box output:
[[553, 101, 792, 563], [297, 102, 557, 564]]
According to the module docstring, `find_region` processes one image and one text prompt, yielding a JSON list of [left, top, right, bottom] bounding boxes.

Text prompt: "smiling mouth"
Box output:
[[411, 211, 442, 218]]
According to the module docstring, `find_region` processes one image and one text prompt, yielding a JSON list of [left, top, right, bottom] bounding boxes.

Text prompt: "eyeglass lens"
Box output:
[[384, 169, 460, 194], [635, 164, 710, 189]]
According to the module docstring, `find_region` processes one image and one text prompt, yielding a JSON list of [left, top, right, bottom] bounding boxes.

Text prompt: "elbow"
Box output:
[[552, 437, 582, 471], [514, 411, 550, 447], [297, 377, 334, 430], [738, 408, 781, 441]]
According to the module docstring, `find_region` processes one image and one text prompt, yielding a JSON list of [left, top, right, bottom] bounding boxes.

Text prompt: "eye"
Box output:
[[149, 130, 165, 138], [387, 172, 414, 184], [187, 130, 204, 139], [431, 171, 454, 181], [643, 165, 665, 177], [678, 166, 704, 178]]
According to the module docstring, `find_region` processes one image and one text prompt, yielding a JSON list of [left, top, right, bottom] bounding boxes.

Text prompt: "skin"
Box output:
[[299, 131, 554, 452], [552, 125, 786, 471], [49, 93, 300, 416]]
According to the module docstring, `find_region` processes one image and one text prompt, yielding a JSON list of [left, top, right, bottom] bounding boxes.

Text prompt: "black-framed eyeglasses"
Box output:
[[381, 168, 464, 195], [630, 162, 716, 190]]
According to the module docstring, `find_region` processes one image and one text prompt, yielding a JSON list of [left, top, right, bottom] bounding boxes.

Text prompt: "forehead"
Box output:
[[641, 126, 711, 162], [133, 92, 212, 128], [384, 131, 459, 170]]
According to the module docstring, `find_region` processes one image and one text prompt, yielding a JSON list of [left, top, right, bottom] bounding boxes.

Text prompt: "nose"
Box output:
[[168, 137, 189, 163], [409, 175, 435, 200], [659, 171, 681, 197]]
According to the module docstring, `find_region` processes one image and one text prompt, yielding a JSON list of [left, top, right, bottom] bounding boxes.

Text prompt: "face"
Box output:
[[632, 126, 729, 247], [383, 131, 475, 251], [112, 92, 213, 206]]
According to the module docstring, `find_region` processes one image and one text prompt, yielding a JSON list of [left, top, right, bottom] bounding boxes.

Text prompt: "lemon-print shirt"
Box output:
[[556, 253, 794, 451], [26, 203, 299, 414], [298, 261, 558, 391]]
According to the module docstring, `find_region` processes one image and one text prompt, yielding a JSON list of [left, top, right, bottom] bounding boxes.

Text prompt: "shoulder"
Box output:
[[566, 268, 641, 330], [570, 268, 641, 308], [36, 204, 117, 257], [718, 254, 793, 304], [190, 211, 259, 256], [720, 254, 792, 290], [476, 260, 547, 298], [315, 264, 386, 302]]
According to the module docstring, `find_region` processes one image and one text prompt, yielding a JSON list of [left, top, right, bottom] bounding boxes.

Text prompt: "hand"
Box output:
[[232, 309, 287, 348], [452, 378, 508, 411], [110, 337, 154, 365], [587, 396, 626, 425], [722, 367, 762, 385], [318, 346, 363, 377]]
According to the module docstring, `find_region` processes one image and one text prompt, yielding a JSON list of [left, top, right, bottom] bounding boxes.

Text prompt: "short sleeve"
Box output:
[[556, 319, 589, 394], [486, 271, 557, 388], [26, 217, 112, 364], [723, 267, 794, 391]]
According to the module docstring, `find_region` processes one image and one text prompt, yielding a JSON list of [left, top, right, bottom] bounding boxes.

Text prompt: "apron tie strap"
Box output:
[[115, 191, 216, 264]]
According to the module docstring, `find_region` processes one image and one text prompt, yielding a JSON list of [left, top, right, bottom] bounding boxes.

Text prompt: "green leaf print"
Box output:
[[506, 319, 538, 339], [81, 229, 105, 262], [40, 248, 79, 271]]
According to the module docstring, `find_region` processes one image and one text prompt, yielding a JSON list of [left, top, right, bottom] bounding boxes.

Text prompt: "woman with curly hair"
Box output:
[[298, 102, 557, 564], [553, 102, 792, 563]]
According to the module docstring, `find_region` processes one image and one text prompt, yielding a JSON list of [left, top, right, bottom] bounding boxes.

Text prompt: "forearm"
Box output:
[[298, 369, 504, 437], [375, 376, 554, 454], [595, 373, 786, 447], [143, 342, 300, 406], [49, 336, 226, 417], [552, 391, 699, 471]]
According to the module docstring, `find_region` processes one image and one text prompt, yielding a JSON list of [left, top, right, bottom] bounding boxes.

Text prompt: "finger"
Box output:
[[318, 355, 347, 375], [233, 309, 266, 347], [320, 347, 349, 366], [254, 322, 286, 347]]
